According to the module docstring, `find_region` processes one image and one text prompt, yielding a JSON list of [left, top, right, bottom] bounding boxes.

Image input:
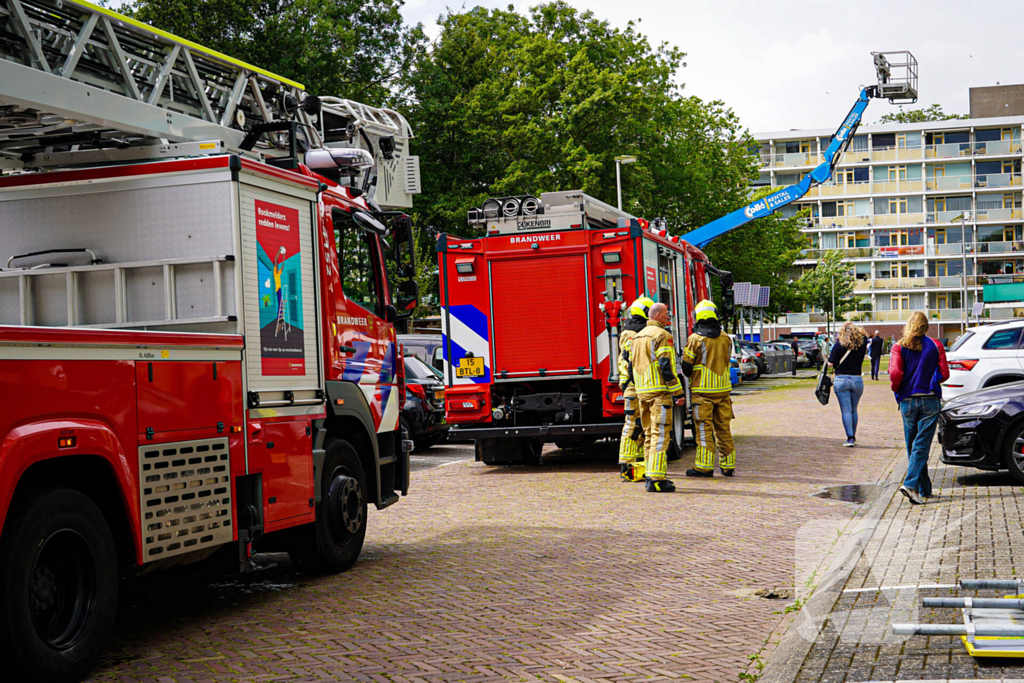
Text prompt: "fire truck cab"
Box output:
[[438, 191, 732, 465]]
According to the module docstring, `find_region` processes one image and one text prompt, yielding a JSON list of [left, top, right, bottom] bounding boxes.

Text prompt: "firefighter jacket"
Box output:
[[628, 320, 684, 398], [618, 317, 647, 391], [680, 319, 732, 395]]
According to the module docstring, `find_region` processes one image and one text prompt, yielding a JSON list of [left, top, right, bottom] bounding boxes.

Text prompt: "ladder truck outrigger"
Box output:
[[438, 52, 917, 466], [0, 1, 422, 680]]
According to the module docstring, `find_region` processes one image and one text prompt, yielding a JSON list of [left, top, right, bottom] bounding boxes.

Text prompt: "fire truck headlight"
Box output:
[[482, 198, 501, 218]]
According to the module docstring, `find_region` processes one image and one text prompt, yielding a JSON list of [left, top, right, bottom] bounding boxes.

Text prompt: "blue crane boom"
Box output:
[[681, 51, 919, 249]]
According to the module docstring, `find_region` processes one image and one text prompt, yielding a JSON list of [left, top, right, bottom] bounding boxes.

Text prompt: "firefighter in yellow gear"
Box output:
[[626, 302, 685, 493], [681, 300, 736, 477], [618, 296, 654, 482]]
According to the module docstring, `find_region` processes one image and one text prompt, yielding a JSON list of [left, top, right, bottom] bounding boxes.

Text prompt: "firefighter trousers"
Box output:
[[692, 392, 735, 472], [618, 392, 645, 464], [638, 394, 674, 481]]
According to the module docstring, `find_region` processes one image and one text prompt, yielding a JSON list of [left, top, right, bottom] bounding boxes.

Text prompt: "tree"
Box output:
[[877, 104, 968, 124], [701, 188, 808, 317], [796, 250, 856, 333], [405, 2, 757, 238], [127, 0, 426, 106]]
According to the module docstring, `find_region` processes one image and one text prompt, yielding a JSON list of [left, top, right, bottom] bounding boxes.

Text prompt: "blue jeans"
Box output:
[[900, 396, 939, 497], [833, 375, 864, 439]]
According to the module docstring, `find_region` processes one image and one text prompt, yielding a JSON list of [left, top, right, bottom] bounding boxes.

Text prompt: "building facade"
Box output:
[[755, 114, 1024, 343]]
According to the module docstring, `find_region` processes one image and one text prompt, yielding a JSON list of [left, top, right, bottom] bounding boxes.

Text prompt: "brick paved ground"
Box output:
[[790, 436, 1024, 682], [88, 377, 905, 683]]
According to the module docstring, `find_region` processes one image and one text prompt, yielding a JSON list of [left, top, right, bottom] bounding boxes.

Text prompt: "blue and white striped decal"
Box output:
[[442, 303, 491, 384]]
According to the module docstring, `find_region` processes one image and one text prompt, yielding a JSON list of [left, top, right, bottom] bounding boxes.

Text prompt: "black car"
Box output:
[[738, 340, 768, 377], [402, 355, 448, 450], [939, 381, 1024, 482]]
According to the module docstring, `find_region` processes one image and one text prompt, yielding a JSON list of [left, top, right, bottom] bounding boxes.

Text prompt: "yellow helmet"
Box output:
[[695, 299, 718, 321], [629, 296, 655, 319]]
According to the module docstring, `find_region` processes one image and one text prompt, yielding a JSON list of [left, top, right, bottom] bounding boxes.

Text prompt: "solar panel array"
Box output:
[[732, 282, 770, 307]]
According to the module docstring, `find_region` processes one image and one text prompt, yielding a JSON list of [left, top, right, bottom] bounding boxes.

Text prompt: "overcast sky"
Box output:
[[401, 0, 1014, 135]]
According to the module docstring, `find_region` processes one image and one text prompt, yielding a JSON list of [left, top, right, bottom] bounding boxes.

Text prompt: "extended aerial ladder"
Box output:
[[0, 0, 419, 207], [681, 52, 918, 248]]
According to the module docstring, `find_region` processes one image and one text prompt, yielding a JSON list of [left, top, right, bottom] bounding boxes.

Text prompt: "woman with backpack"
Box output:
[[889, 311, 950, 505]]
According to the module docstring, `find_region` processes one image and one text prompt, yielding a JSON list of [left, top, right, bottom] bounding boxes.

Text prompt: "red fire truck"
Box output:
[[0, 1, 421, 679], [438, 191, 733, 465]]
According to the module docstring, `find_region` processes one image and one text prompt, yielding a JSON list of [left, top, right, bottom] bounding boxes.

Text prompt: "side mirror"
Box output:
[[384, 304, 398, 323], [395, 280, 419, 320]]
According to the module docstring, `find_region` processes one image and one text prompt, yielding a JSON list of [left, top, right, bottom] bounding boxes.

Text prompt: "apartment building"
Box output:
[[755, 108, 1024, 343]]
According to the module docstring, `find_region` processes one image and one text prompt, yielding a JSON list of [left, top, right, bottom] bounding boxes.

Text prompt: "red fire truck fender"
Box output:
[[0, 417, 138, 552]]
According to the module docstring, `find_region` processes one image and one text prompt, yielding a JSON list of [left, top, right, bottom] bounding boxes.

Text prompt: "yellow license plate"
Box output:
[[456, 357, 484, 377], [433, 389, 446, 402]]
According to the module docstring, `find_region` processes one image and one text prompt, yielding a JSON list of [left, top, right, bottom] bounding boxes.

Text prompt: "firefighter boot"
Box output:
[[645, 477, 676, 493], [686, 468, 713, 478], [620, 461, 646, 483], [721, 468, 735, 477]]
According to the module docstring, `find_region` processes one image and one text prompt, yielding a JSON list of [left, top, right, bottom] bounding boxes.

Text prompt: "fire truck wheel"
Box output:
[[0, 487, 118, 683], [288, 439, 367, 574]]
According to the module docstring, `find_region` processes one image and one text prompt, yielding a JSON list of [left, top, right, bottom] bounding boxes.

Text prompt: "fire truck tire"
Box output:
[[288, 439, 367, 574], [0, 487, 118, 683]]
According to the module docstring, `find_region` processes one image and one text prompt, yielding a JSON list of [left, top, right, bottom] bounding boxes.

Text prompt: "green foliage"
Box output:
[[405, 2, 757, 238], [796, 251, 856, 324], [877, 103, 968, 124], [127, 0, 426, 106], [702, 188, 807, 315]]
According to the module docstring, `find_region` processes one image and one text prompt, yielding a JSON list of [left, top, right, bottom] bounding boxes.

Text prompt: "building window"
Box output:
[[890, 197, 908, 214]]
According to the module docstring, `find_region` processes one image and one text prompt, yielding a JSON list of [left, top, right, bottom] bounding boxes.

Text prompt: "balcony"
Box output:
[[848, 309, 965, 323], [781, 313, 827, 325], [773, 152, 815, 167], [975, 173, 1023, 189], [798, 247, 873, 260], [857, 276, 977, 291], [973, 140, 1023, 156], [869, 146, 924, 162], [926, 143, 972, 159], [927, 175, 973, 191], [975, 207, 1024, 221], [977, 240, 1024, 255]]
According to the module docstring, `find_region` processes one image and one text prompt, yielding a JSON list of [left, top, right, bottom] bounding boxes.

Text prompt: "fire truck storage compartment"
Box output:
[[491, 254, 592, 378], [136, 360, 243, 436], [0, 167, 239, 331], [0, 159, 324, 405], [256, 419, 315, 526]]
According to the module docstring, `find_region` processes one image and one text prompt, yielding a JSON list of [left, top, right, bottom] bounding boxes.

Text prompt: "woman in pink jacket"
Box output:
[[888, 312, 950, 505]]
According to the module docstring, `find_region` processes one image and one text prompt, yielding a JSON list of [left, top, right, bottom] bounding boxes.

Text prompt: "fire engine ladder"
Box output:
[[0, 0, 322, 169]]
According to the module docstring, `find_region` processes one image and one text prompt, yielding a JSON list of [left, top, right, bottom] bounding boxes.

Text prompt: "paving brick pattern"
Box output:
[[88, 379, 905, 683], [793, 442, 1024, 683]]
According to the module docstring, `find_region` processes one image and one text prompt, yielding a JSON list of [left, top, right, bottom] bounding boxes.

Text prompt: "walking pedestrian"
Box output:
[[889, 311, 950, 505], [790, 335, 799, 376], [829, 323, 868, 447], [869, 330, 884, 380]]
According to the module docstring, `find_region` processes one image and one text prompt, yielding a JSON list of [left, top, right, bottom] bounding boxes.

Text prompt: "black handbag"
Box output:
[[815, 370, 833, 405], [815, 348, 850, 406]]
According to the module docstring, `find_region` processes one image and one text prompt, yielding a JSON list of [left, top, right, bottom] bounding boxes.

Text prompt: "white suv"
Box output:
[[943, 320, 1024, 400]]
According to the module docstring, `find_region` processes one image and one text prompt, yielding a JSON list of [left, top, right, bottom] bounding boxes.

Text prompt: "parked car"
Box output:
[[730, 335, 759, 380], [942, 320, 1024, 401], [402, 355, 448, 450], [738, 340, 769, 376], [768, 340, 806, 369], [398, 333, 444, 373], [938, 381, 1024, 482]]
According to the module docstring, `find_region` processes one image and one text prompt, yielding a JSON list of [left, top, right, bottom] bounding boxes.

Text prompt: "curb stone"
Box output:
[[758, 442, 909, 683]]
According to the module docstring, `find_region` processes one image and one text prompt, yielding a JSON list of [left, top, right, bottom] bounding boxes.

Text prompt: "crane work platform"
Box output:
[[872, 51, 918, 104]]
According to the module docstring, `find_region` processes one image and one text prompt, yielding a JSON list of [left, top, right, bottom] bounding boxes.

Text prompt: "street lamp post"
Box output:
[[953, 212, 971, 334], [830, 271, 835, 338], [614, 155, 638, 211]]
